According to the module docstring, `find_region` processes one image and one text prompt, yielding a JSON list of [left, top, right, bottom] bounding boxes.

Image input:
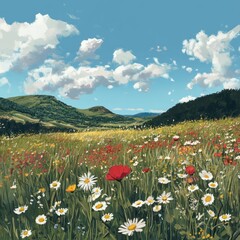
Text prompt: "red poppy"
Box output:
[[106, 165, 132, 181], [185, 165, 196, 175], [142, 167, 151, 173]]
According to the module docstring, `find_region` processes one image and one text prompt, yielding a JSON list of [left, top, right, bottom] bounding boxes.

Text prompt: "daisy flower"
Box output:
[[102, 213, 114, 222], [219, 214, 231, 222], [118, 218, 146, 236], [153, 205, 162, 212], [132, 200, 145, 208], [207, 210, 215, 217], [158, 177, 171, 184], [20, 229, 32, 239], [55, 208, 68, 216], [202, 193, 214, 206], [50, 180, 61, 190], [14, 205, 28, 215], [91, 187, 102, 194], [188, 185, 199, 192], [208, 182, 218, 188], [78, 172, 97, 191], [35, 214, 47, 225], [145, 196, 155, 206], [177, 173, 188, 179], [199, 170, 213, 181], [157, 191, 173, 204], [88, 192, 101, 202], [92, 201, 107, 211]]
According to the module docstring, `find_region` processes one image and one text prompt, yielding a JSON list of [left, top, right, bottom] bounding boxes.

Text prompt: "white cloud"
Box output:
[[76, 38, 103, 61], [149, 109, 165, 113], [0, 77, 9, 87], [186, 67, 193, 73], [0, 14, 79, 74], [182, 25, 240, 89], [179, 95, 196, 103], [223, 78, 240, 89], [68, 14, 80, 20], [113, 49, 136, 65]]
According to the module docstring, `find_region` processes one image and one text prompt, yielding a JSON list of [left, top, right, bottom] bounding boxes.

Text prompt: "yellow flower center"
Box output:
[[190, 186, 195, 190], [205, 196, 212, 202], [95, 203, 103, 209], [52, 182, 58, 187], [38, 217, 45, 223], [59, 209, 64, 213], [162, 196, 168, 201], [23, 231, 28, 236], [84, 178, 90, 184], [19, 207, 25, 212], [210, 183, 216, 187], [204, 175, 209, 179], [104, 214, 110, 219], [136, 201, 142, 205], [128, 224, 137, 231], [221, 215, 228, 219]]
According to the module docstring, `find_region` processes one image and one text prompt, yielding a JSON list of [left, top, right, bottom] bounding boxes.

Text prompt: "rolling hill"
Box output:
[[145, 89, 240, 127], [0, 95, 139, 135]]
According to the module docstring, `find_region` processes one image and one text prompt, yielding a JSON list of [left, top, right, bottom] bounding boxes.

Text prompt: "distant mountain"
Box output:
[[145, 89, 240, 127], [0, 95, 140, 135], [125, 112, 160, 118]]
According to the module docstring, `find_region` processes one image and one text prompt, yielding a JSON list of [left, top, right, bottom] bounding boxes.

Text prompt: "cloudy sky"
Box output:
[[0, 0, 240, 114]]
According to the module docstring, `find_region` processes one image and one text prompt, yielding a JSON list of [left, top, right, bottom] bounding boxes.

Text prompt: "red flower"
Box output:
[[142, 167, 151, 173], [185, 165, 196, 175], [106, 165, 131, 181], [173, 135, 180, 141]]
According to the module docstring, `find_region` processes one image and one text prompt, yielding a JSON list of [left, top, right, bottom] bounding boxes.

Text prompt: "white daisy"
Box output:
[[78, 172, 97, 191], [153, 205, 162, 212], [177, 173, 188, 179], [207, 210, 215, 217], [101, 213, 114, 222], [219, 214, 231, 222], [55, 208, 68, 216], [20, 229, 32, 238], [88, 192, 101, 202], [208, 182, 218, 188], [202, 193, 214, 206], [145, 196, 155, 205], [35, 214, 47, 225], [91, 187, 102, 194], [14, 205, 28, 215], [132, 200, 145, 208], [118, 218, 146, 236], [157, 191, 173, 204], [188, 185, 199, 192], [158, 177, 171, 184], [199, 170, 213, 181], [50, 180, 61, 190], [92, 201, 108, 211]]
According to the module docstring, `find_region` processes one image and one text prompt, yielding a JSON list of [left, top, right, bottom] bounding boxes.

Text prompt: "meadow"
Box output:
[[0, 118, 239, 240]]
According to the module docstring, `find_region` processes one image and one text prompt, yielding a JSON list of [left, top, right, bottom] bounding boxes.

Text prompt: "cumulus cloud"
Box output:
[[182, 25, 240, 89], [113, 49, 136, 65], [0, 14, 79, 74], [0, 77, 9, 87], [186, 67, 193, 73], [179, 95, 196, 103], [76, 38, 103, 61], [24, 57, 171, 98]]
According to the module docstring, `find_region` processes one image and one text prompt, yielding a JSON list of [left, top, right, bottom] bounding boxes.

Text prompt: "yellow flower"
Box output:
[[39, 187, 46, 193], [66, 184, 76, 193]]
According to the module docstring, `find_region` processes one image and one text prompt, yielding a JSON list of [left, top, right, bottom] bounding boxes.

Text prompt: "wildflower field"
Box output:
[[0, 118, 240, 240]]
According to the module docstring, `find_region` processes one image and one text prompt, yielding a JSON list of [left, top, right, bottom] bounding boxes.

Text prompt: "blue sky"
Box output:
[[0, 0, 240, 114]]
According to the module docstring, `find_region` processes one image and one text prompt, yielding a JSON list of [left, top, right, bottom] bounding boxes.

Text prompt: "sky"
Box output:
[[0, 0, 240, 114]]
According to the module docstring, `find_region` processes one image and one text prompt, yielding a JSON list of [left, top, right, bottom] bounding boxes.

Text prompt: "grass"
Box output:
[[0, 117, 240, 239]]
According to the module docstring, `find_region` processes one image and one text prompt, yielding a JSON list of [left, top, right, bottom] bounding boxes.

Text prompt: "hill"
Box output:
[[145, 89, 240, 127], [0, 95, 139, 135]]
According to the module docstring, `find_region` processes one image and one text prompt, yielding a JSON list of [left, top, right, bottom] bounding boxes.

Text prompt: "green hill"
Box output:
[[145, 89, 240, 127], [0, 95, 139, 135]]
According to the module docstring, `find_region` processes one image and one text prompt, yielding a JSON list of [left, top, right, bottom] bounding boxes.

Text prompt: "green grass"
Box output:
[[0, 118, 239, 239]]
